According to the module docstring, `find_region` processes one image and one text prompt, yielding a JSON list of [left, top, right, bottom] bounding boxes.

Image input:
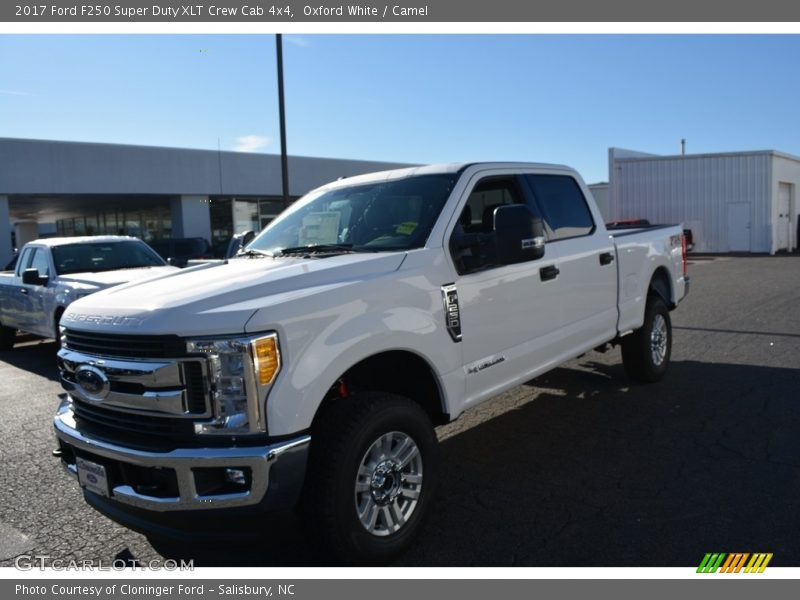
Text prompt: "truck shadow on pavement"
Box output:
[[138, 359, 800, 566], [0, 338, 60, 382]]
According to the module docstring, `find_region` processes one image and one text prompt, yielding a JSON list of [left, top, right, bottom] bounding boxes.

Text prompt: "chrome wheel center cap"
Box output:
[[370, 460, 402, 505]]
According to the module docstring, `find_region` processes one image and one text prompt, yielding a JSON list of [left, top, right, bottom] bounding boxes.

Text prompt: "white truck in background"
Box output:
[[0, 236, 177, 350], [52, 163, 689, 564]]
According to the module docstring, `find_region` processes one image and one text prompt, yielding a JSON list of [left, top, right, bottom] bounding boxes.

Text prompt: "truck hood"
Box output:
[[59, 266, 179, 289], [61, 253, 407, 336]]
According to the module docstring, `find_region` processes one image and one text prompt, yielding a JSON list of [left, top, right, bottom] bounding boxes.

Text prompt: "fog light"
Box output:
[[224, 468, 247, 486]]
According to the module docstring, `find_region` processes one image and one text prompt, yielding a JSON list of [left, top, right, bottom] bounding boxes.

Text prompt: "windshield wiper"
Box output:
[[277, 244, 354, 256], [237, 248, 271, 258], [114, 265, 161, 270]]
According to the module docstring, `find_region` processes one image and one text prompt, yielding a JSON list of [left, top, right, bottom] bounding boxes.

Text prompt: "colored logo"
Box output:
[[697, 553, 773, 573]]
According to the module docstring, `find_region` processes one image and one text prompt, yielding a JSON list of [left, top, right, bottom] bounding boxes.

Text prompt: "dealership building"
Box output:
[[0, 137, 409, 267]]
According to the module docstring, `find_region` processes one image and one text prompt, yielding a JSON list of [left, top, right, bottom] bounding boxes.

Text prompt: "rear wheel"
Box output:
[[301, 392, 439, 565], [0, 320, 15, 351], [621, 296, 672, 383]]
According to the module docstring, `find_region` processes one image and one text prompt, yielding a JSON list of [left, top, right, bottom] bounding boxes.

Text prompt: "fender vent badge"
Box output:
[[441, 284, 462, 343]]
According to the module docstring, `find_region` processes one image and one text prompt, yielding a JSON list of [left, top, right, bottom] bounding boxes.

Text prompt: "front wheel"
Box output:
[[301, 392, 439, 565], [621, 296, 672, 383]]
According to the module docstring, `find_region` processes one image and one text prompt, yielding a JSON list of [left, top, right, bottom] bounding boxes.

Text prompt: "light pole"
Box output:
[[276, 34, 290, 210]]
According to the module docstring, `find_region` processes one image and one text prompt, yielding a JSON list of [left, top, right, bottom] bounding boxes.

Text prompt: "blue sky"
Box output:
[[2, 34, 800, 183]]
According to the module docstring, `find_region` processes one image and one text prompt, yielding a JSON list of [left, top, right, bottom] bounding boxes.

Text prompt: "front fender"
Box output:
[[244, 260, 461, 436], [270, 307, 454, 436]]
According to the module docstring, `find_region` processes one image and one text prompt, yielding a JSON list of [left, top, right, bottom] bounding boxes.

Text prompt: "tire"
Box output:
[[621, 295, 672, 383], [0, 321, 15, 351], [300, 392, 439, 565], [54, 309, 64, 350]]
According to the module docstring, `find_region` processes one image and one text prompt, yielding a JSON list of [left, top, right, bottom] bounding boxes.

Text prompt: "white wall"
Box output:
[[0, 138, 410, 197], [610, 150, 772, 253]]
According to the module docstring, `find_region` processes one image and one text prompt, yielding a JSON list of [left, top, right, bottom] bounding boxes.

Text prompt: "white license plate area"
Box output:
[[76, 457, 110, 497]]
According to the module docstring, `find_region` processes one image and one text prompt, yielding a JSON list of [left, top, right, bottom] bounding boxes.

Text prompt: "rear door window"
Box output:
[[524, 175, 595, 241]]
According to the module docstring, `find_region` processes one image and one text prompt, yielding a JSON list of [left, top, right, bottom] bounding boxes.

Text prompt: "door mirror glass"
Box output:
[[493, 204, 546, 264]]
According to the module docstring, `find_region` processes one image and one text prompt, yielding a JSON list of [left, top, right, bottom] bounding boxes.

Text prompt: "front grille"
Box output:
[[63, 330, 187, 359], [72, 398, 196, 440], [62, 328, 216, 448]]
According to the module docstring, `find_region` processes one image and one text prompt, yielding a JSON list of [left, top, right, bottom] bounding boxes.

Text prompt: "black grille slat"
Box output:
[[184, 362, 206, 414], [64, 330, 187, 359], [73, 399, 195, 438]]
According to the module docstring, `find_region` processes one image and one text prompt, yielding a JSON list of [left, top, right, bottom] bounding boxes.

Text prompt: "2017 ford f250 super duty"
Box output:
[[52, 163, 689, 563]]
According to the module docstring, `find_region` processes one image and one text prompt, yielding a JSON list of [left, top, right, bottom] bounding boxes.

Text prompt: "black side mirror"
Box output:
[[493, 204, 546, 264], [22, 268, 47, 286]]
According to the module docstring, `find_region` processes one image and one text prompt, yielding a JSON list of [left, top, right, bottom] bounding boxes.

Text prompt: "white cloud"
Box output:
[[0, 89, 32, 96], [233, 135, 272, 152], [284, 36, 311, 48]]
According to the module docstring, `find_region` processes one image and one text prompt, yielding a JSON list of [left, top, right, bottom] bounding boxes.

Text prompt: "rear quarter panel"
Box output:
[[613, 225, 687, 334]]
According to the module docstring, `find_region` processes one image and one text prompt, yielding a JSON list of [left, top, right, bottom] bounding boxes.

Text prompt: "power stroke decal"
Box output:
[[466, 356, 506, 375], [441, 284, 462, 343]]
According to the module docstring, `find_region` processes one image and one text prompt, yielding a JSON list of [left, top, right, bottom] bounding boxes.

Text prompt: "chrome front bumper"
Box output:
[[54, 397, 310, 513]]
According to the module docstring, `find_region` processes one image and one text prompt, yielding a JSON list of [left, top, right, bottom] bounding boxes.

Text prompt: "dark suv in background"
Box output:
[[146, 237, 213, 267]]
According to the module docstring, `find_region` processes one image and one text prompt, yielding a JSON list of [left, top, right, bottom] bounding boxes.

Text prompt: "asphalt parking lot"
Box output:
[[1, 254, 799, 567]]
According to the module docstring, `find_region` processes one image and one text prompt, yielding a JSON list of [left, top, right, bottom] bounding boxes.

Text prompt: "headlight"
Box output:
[[186, 333, 281, 436]]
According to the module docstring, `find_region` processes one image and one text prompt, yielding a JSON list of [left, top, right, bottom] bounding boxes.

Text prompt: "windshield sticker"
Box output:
[[298, 212, 341, 246], [395, 221, 418, 236]]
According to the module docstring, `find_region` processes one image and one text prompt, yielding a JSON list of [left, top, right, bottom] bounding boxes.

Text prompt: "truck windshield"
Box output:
[[52, 241, 166, 275], [248, 173, 459, 256]]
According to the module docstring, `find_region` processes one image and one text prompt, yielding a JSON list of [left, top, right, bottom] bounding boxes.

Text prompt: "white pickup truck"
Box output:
[[52, 163, 689, 563], [0, 236, 177, 350]]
